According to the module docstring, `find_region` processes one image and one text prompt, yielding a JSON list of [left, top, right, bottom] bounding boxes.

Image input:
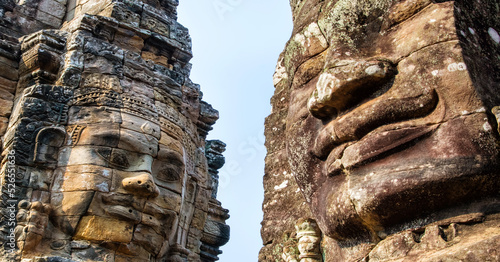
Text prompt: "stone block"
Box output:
[[36, 10, 62, 28], [79, 0, 110, 16], [83, 54, 122, 75], [71, 245, 116, 262], [92, 192, 146, 216], [57, 145, 108, 168], [118, 128, 158, 156], [113, 27, 144, 53], [141, 51, 169, 67], [123, 65, 155, 86], [190, 208, 207, 230], [368, 231, 416, 261], [52, 215, 82, 236], [37, 0, 66, 19], [120, 76, 155, 100], [0, 116, 9, 136], [83, 36, 124, 62], [158, 117, 183, 140], [28, 168, 53, 191], [51, 191, 95, 216], [116, 242, 150, 260], [77, 123, 120, 147], [0, 97, 14, 117], [65, 7, 76, 21], [100, 2, 141, 27], [68, 106, 122, 124], [51, 163, 111, 192], [62, 49, 84, 69], [0, 60, 18, 81], [145, 189, 181, 213], [74, 215, 134, 243], [0, 55, 19, 69], [30, 190, 51, 203], [64, 165, 113, 178], [132, 224, 164, 254], [105, 204, 141, 223], [120, 112, 160, 139], [66, 0, 77, 11], [140, 13, 170, 37], [158, 132, 183, 155], [0, 76, 17, 93], [80, 73, 123, 93]]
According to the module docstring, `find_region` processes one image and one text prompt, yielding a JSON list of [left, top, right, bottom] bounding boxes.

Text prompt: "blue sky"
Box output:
[[177, 1, 292, 261]]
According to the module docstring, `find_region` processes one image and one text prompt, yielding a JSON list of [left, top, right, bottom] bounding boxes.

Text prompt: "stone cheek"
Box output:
[[74, 216, 134, 243], [50, 191, 95, 217]]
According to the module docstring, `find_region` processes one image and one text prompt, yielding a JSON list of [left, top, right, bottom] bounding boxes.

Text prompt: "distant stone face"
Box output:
[[262, 0, 500, 261], [0, 1, 229, 261]]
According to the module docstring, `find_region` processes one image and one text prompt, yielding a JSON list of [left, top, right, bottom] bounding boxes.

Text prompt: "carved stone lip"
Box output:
[[103, 203, 171, 237], [106, 204, 143, 223], [313, 87, 439, 176], [322, 123, 438, 177], [101, 194, 169, 222]]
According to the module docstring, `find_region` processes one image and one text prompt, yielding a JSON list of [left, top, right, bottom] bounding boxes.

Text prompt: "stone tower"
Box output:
[[0, 0, 229, 261], [261, 0, 500, 261]]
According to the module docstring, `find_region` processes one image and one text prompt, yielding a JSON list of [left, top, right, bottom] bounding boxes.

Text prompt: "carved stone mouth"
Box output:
[[312, 88, 439, 176], [323, 124, 438, 176], [101, 194, 176, 237], [308, 56, 439, 174]]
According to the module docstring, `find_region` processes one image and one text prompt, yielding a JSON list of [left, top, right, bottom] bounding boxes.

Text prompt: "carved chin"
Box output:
[[295, 112, 500, 241], [319, 154, 499, 241]]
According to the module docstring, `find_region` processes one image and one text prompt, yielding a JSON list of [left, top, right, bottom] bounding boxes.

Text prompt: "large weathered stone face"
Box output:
[[51, 104, 185, 258], [0, 0, 229, 260], [284, 0, 500, 241]]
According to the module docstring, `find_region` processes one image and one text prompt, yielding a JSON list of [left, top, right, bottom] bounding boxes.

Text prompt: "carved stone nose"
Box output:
[[122, 173, 159, 198]]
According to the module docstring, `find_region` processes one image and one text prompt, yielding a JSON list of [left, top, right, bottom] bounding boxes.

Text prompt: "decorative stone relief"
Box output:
[[295, 218, 322, 262]]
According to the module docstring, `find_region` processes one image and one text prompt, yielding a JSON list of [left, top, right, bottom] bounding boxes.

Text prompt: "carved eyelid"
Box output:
[[95, 148, 130, 169], [153, 150, 185, 182], [157, 148, 184, 164]]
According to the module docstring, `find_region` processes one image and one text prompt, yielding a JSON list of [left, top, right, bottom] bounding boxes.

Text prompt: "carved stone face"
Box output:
[[284, 0, 500, 240], [48, 100, 194, 258]]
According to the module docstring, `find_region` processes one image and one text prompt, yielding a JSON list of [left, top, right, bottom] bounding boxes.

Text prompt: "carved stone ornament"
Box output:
[[295, 218, 322, 262]]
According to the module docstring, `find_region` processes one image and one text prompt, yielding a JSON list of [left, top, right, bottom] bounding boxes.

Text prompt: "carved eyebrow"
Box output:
[[76, 129, 120, 147], [160, 150, 184, 165], [118, 129, 158, 155]]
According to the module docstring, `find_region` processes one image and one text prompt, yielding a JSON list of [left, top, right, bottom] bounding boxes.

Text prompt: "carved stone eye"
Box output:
[[109, 151, 130, 169], [96, 147, 111, 160], [157, 166, 181, 182], [95, 148, 130, 169]]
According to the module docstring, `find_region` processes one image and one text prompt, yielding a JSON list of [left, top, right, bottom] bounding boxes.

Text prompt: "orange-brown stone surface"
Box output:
[[261, 0, 500, 261]]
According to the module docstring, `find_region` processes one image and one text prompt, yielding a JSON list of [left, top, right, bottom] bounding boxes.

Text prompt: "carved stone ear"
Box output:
[[33, 127, 66, 166]]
